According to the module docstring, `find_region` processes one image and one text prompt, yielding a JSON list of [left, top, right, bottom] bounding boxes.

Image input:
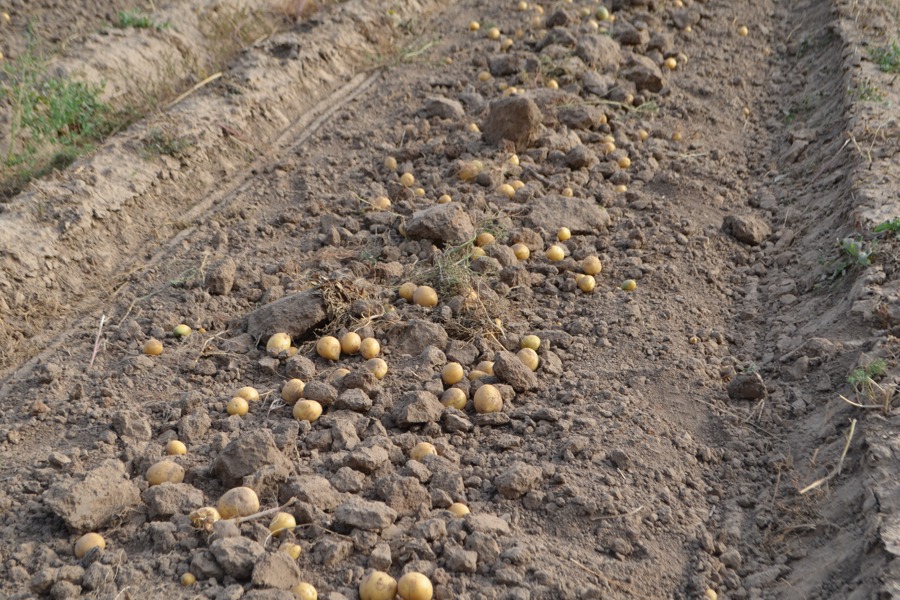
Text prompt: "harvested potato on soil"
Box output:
[[226, 396, 249, 416], [280, 542, 302, 560], [517, 347, 539, 371], [266, 332, 291, 356], [442, 362, 464, 385], [217, 486, 260, 519], [441, 387, 468, 410], [448, 502, 470, 517], [511, 243, 530, 259], [180, 572, 196, 586], [577, 274, 596, 293], [146, 460, 184, 486], [282, 379, 306, 404], [413, 285, 439, 308], [399, 281, 417, 301], [410, 442, 437, 460], [582, 256, 602, 275], [475, 360, 494, 375], [340, 331, 361, 355], [143, 338, 163, 356], [292, 582, 317, 600], [316, 336, 341, 361], [521, 335, 541, 350], [360, 337, 381, 359], [474, 384, 503, 413], [398, 572, 433, 600], [621, 279, 638, 291], [269, 511, 296, 536], [546, 245, 565, 261], [293, 399, 323, 422], [172, 324, 191, 338], [365, 357, 388, 380], [165, 440, 187, 455], [236, 386, 260, 402], [360, 571, 397, 600], [189, 507, 221, 531], [74, 532, 105, 558]]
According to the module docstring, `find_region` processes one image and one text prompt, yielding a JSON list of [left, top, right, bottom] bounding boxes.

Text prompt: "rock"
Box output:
[[81, 562, 114, 592], [723, 214, 771, 246], [493, 351, 539, 392], [557, 105, 602, 129], [488, 54, 524, 77], [466, 513, 510, 535], [390, 319, 449, 356], [466, 531, 501, 564], [727, 372, 767, 400], [206, 257, 237, 295], [211, 430, 289, 486], [470, 256, 501, 274], [544, 8, 571, 27], [525, 195, 610, 233], [334, 388, 373, 412], [179, 411, 211, 445], [607, 449, 631, 470], [582, 71, 616, 96], [575, 34, 622, 69], [536, 28, 577, 50], [285, 354, 317, 380], [621, 54, 665, 93], [334, 498, 397, 531], [564, 145, 597, 170], [719, 548, 743, 569], [369, 542, 393, 570], [209, 537, 265, 581], [252, 552, 302, 589], [482, 97, 543, 151], [331, 467, 366, 493], [393, 391, 445, 427], [303, 381, 337, 406], [444, 543, 478, 573], [613, 20, 649, 46], [485, 244, 518, 267], [245, 289, 327, 342], [346, 445, 390, 474], [211, 519, 241, 541], [243, 590, 296, 600], [111, 411, 151, 441], [430, 470, 466, 502], [339, 370, 381, 396], [445, 340, 479, 365], [494, 462, 542, 499], [44, 460, 141, 531], [50, 580, 81, 599], [442, 410, 473, 434], [406, 203, 475, 245], [375, 475, 431, 516], [191, 548, 225, 580], [425, 97, 465, 120], [311, 537, 353, 567], [142, 483, 204, 519]]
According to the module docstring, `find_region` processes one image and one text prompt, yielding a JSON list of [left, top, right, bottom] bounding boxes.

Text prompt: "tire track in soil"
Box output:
[[0, 0, 896, 599]]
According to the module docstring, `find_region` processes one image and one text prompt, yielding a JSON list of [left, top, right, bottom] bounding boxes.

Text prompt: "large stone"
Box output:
[[111, 411, 151, 441], [482, 96, 543, 151], [375, 475, 431, 516], [406, 203, 475, 245], [333, 498, 397, 531], [206, 257, 237, 295], [389, 319, 449, 356], [392, 391, 445, 427], [252, 552, 302, 590], [346, 445, 390, 474], [465, 513, 510, 535], [425, 97, 465, 120], [44, 461, 141, 531], [211, 430, 289, 486], [727, 372, 767, 400], [723, 214, 771, 246], [494, 462, 542, 499], [444, 542, 478, 573], [142, 483, 204, 519], [575, 34, 622, 70], [245, 289, 327, 342], [209, 537, 265, 581], [621, 54, 665, 93], [525, 195, 610, 234], [278, 474, 342, 510], [493, 351, 539, 393], [557, 105, 603, 129]]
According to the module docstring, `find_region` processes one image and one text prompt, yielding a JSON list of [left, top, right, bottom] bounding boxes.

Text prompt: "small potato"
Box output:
[[545, 245, 565, 261], [517, 348, 539, 371], [359, 338, 381, 360], [165, 440, 187, 456], [280, 542, 302, 560], [410, 442, 437, 461], [413, 286, 439, 308], [180, 573, 196, 586], [359, 571, 397, 600], [473, 384, 503, 413], [143, 338, 163, 356], [475, 360, 494, 376], [397, 572, 433, 600], [282, 379, 306, 404], [475, 232, 495, 247], [441, 388, 467, 410], [442, 362, 464, 385], [618, 156, 631, 169], [316, 336, 341, 361], [621, 279, 637, 292], [400, 172, 415, 187], [293, 400, 323, 422], [292, 582, 318, 600], [398, 282, 417, 302], [340, 332, 362, 355], [227, 396, 249, 416], [577, 274, 596, 293], [521, 335, 541, 350], [74, 533, 106, 558], [384, 156, 398, 171], [557, 227, 571, 242], [467, 369, 489, 381], [146, 460, 185, 486], [217, 487, 260, 519], [189, 506, 221, 531], [511, 243, 530, 260], [173, 324, 191, 338], [497, 184, 516, 199], [448, 502, 470, 517], [365, 358, 388, 380], [269, 512, 296, 536], [372, 196, 391, 210], [582, 256, 602, 275], [327, 368, 350, 385], [236, 386, 260, 402], [437, 194, 452, 204], [561, 187, 574, 197], [266, 332, 291, 356]]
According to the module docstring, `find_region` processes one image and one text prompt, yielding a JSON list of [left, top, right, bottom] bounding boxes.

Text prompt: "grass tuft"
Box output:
[[114, 10, 170, 31], [869, 41, 900, 73]]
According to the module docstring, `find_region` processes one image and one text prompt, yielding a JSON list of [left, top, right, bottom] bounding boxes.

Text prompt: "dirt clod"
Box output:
[[44, 461, 141, 531], [482, 97, 543, 151]]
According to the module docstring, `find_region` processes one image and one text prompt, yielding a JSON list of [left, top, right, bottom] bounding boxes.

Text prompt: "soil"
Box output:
[[1, 0, 899, 599]]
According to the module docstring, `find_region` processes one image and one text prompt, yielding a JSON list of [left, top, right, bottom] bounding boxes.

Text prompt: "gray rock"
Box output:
[[279, 474, 342, 510], [243, 590, 296, 600], [483, 97, 543, 151], [406, 203, 475, 245], [564, 145, 597, 170], [425, 97, 465, 120], [334, 498, 397, 531], [466, 531, 501, 564], [111, 411, 151, 441], [311, 537, 353, 567], [211, 429, 289, 486], [346, 445, 390, 474], [81, 562, 114, 592], [392, 319, 449, 356], [727, 372, 767, 400], [331, 467, 366, 493], [525, 195, 610, 233], [575, 34, 622, 69], [252, 552, 302, 589], [621, 54, 665, 93], [485, 244, 518, 268], [430, 470, 466, 502], [544, 8, 571, 28], [465, 513, 510, 535], [723, 214, 771, 246], [494, 462, 542, 499], [211, 519, 241, 541], [375, 475, 431, 516], [613, 20, 649, 46], [209, 537, 265, 581], [50, 580, 81, 600], [369, 542, 393, 570], [488, 54, 524, 77], [493, 351, 539, 392], [44, 460, 140, 531], [303, 381, 337, 406], [442, 410, 473, 434], [285, 354, 317, 380], [178, 411, 211, 445], [142, 483, 204, 519], [206, 257, 237, 295], [191, 548, 225, 580], [245, 289, 327, 342], [393, 391, 445, 427], [444, 543, 478, 573], [334, 388, 373, 412], [557, 105, 603, 129]]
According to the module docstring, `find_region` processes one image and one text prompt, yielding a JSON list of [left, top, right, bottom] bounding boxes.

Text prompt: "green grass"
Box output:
[[142, 127, 194, 158], [874, 217, 900, 235], [869, 41, 900, 73], [115, 10, 170, 30], [851, 80, 885, 102]]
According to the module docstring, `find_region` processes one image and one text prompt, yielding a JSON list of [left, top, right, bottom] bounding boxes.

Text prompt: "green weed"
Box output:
[[844, 359, 893, 414], [874, 217, 900, 235], [142, 127, 194, 158], [851, 80, 885, 102], [115, 10, 170, 30], [869, 41, 900, 73]]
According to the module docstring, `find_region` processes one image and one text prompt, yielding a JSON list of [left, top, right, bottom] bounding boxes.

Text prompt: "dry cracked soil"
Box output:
[[1, 0, 900, 599]]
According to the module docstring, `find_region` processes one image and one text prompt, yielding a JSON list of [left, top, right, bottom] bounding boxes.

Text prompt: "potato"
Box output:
[[546, 79, 559, 90], [738, 25, 748, 36], [437, 194, 452, 204], [497, 184, 515, 199], [316, 336, 341, 361], [217, 487, 260, 519], [266, 332, 291, 356], [621, 279, 637, 292], [486, 26, 500, 40], [227, 396, 249, 416], [180, 572, 196, 586], [458, 160, 482, 180], [561, 187, 574, 197], [340, 332, 362, 355], [143, 338, 163, 356], [664, 57, 677, 70], [475, 232, 495, 247], [398, 282, 417, 302], [189, 506, 221, 531], [521, 334, 541, 350], [280, 542, 302, 560], [557, 227, 571, 241], [577, 274, 596, 293], [473, 384, 503, 413], [545, 245, 565, 261], [517, 348, 539, 371], [359, 571, 397, 600], [410, 442, 437, 461], [292, 582, 318, 600], [269, 511, 297, 536], [448, 503, 470, 517], [471, 247, 486, 258], [327, 368, 351, 384], [360, 338, 381, 360], [146, 460, 184, 486], [236, 386, 260, 402], [372, 196, 391, 210], [413, 286, 439, 308], [365, 358, 388, 380], [442, 362, 464, 385], [282, 379, 306, 404], [511, 243, 530, 260], [582, 256, 602, 275], [467, 369, 489, 381], [384, 156, 397, 171], [468, 21, 480, 31], [397, 572, 433, 600], [441, 388, 468, 410], [293, 400, 323, 422], [173, 324, 192, 338], [475, 360, 494, 376], [618, 156, 631, 169], [166, 440, 187, 456], [400, 172, 415, 187], [74, 532, 105, 558]]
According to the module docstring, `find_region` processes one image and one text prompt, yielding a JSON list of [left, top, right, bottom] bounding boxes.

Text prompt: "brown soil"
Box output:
[[1, 0, 899, 599]]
